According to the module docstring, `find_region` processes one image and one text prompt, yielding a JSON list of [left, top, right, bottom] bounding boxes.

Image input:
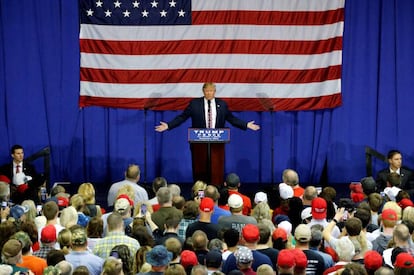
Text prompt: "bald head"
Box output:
[[125, 164, 140, 182], [283, 169, 299, 187]]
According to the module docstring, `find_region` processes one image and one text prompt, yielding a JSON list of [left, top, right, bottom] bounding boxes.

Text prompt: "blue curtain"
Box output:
[[1, 0, 414, 190]]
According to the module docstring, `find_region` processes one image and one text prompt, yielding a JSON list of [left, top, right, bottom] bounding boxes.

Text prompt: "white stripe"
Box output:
[[192, 0, 345, 12], [81, 51, 342, 70], [80, 80, 340, 99], [80, 22, 344, 41]]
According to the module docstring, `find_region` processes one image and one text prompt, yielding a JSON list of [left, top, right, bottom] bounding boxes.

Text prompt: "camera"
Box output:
[[198, 190, 205, 199]]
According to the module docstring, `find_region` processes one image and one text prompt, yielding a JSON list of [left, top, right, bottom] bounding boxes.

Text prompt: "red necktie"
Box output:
[[16, 165, 21, 173], [207, 100, 212, 128]]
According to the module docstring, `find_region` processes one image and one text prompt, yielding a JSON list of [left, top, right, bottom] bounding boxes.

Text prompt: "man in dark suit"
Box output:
[[376, 149, 414, 198], [0, 144, 44, 204], [155, 82, 260, 185]]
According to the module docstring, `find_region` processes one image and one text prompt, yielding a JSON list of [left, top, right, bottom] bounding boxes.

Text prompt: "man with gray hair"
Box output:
[[151, 187, 183, 229], [302, 186, 318, 208], [55, 261, 73, 275], [283, 169, 304, 198]]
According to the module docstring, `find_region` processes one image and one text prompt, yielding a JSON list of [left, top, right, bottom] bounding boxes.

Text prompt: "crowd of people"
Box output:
[[1, 146, 414, 275]]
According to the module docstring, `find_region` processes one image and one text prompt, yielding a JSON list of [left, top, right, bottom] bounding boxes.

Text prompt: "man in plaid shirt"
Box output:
[[93, 212, 140, 259]]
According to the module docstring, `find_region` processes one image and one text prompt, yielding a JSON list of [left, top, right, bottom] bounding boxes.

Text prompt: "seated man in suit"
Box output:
[[376, 149, 414, 199], [0, 144, 44, 204]]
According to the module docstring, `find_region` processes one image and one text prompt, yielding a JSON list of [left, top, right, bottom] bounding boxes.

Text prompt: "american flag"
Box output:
[[79, 0, 344, 111]]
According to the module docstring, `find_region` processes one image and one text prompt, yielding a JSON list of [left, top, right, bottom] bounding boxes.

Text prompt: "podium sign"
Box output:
[[188, 128, 230, 143]]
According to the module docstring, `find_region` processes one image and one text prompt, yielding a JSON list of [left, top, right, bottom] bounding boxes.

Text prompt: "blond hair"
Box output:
[[383, 201, 402, 220], [77, 182, 96, 204], [116, 185, 135, 204]]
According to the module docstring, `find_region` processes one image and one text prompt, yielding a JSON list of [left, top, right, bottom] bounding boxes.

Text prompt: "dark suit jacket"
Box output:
[[0, 161, 43, 204], [376, 167, 414, 198], [167, 97, 248, 130]]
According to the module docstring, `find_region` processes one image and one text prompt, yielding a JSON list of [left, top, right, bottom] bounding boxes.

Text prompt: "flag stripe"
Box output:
[[79, 23, 344, 41], [80, 37, 343, 55], [79, 94, 342, 111], [80, 80, 340, 99], [191, 0, 345, 12], [81, 52, 342, 70], [81, 65, 341, 84], [192, 9, 344, 25]]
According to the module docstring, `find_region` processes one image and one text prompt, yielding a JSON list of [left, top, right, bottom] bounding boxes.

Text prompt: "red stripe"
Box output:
[[80, 37, 342, 55], [192, 9, 344, 25], [79, 94, 342, 111], [80, 65, 341, 84]]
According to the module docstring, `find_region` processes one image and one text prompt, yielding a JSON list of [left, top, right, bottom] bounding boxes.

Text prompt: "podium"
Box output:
[[188, 128, 230, 186]]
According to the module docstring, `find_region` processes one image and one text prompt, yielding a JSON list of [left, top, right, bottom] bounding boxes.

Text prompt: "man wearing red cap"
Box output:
[[33, 224, 57, 259], [185, 197, 220, 241], [372, 208, 398, 255], [277, 249, 295, 275], [222, 224, 273, 273], [394, 252, 414, 273], [307, 197, 340, 239]]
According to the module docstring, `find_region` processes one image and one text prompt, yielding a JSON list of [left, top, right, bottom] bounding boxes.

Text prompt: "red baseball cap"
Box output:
[[394, 252, 414, 269], [199, 197, 214, 213], [291, 248, 307, 269], [398, 198, 414, 209], [116, 194, 134, 206], [277, 249, 295, 269], [272, 227, 288, 242], [0, 175, 10, 184], [381, 208, 398, 222], [364, 250, 383, 271], [311, 197, 327, 219], [180, 250, 198, 269], [41, 224, 57, 243], [242, 224, 260, 242]]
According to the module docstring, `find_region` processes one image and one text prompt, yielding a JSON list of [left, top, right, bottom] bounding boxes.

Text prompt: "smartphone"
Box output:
[[36, 205, 42, 215], [1, 201, 7, 209], [343, 210, 349, 221], [141, 204, 147, 215], [198, 190, 205, 198]]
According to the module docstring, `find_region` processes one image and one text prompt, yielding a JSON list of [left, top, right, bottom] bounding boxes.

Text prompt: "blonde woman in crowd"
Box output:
[[77, 182, 102, 217], [402, 206, 414, 222], [21, 200, 37, 223], [60, 206, 78, 229], [102, 257, 124, 275], [116, 185, 135, 205], [57, 228, 72, 255], [70, 194, 90, 227], [191, 180, 207, 201], [251, 202, 272, 224]]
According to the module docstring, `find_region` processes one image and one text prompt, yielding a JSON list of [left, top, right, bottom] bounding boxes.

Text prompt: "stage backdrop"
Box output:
[[1, 0, 414, 191]]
